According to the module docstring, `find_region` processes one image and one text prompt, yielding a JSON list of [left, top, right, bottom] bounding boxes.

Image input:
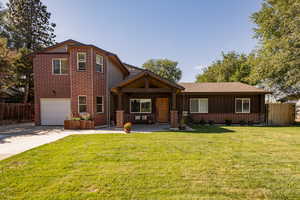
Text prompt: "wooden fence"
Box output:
[[266, 103, 295, 125], [0, 103, 34, 125]]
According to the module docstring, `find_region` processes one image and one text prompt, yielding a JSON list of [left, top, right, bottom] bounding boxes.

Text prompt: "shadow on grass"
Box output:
[[185, 125, 235, 134]]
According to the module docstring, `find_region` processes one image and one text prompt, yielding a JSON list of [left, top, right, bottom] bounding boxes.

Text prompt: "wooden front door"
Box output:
[[156, 98, 169, 123]]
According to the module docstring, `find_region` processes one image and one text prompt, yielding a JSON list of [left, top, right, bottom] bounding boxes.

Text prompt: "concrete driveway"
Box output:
[[0, 123, 170, 160]]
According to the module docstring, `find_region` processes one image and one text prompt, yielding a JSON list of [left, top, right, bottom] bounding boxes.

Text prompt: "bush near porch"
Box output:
[[0, 126, 300, 199]]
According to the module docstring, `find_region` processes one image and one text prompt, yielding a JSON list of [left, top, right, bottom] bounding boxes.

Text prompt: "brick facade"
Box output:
[[33, 53, 70, 125], [34, 44, 109, 126]]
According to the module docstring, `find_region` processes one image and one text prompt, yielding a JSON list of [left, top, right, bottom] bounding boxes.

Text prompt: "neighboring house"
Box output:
[[32, 39, 270, 128]]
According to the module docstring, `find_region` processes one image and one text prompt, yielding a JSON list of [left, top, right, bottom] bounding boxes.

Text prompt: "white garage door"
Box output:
[[41, 98, 71, 125]]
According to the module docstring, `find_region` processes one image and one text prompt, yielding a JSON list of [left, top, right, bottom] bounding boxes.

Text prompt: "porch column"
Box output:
[[116, 93, 124, 128], [170, 92, 178, 128]]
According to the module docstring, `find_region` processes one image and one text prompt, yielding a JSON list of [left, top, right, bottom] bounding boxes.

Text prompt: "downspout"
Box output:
[[91, 48, 94, 116]]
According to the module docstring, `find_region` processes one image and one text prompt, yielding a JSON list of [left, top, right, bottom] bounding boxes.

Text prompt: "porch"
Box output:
[[111, 71, 184, 128]]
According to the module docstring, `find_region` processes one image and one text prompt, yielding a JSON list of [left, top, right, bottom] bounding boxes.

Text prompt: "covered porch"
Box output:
[[111, 71, 184, 128]]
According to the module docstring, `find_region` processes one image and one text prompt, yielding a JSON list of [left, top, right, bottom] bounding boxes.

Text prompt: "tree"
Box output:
[[196, 51, 253, 84], [142, 59, 182, 82], [12, 48, 33, 103], [6, 0, 56, 51], [249, 0, 300, 96]]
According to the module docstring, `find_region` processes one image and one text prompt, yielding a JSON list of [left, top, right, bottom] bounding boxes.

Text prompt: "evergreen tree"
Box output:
[[7, 0, 56, 51]]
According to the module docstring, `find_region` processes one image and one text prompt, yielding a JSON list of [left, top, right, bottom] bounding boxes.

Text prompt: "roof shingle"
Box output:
[[179, 82, 269, 93]]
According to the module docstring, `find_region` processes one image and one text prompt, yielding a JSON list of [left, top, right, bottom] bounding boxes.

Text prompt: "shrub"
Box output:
[[199, 119, 206, 126], [248, 120, 254, 126], [124, 122, 132, 130], [208, 120, 215, 126], [187, 115, 194, 125], [72, 117, 81, 121], [224, 119, 232, 126], [240, 120, 246, 126]]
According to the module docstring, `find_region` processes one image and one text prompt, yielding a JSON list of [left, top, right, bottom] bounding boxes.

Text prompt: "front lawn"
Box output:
[[1, 126, 300, 199]]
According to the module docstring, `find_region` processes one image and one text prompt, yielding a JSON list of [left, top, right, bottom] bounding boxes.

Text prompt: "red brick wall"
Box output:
[[93, 49, 107, 126], [69, 47, 107, 126], [33, 53, 70, 125], [34, 47, 108, 126]]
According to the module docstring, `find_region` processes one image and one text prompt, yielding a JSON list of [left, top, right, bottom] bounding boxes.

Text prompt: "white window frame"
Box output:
[[235, 98, 251, 113], [96, 96, 104, 113], [130, 99, 152, 114], [77, 52, 87, 71], [78, 95, 87, 113], [96, 54, 104, 72], [189, 98, 208, 113], [52, 58, 68, 75]]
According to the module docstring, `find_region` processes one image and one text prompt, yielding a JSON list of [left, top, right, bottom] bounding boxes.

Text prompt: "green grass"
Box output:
[[1, 126, 300, 200]]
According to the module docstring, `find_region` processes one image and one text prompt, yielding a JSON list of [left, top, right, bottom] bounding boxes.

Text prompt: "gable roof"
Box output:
[[32, 39, 129, 75], [179, 82, 270, 94], [112, 70, 184, 90]]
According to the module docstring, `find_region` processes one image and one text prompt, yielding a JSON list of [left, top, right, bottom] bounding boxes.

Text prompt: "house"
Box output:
[[32, 39, 270, 128]]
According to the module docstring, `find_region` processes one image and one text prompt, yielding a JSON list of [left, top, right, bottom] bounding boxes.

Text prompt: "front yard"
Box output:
[[0, 126, 300, 199]]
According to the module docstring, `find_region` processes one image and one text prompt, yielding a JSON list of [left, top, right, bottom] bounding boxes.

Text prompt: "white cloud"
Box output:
[[193, 65, 205, 70]]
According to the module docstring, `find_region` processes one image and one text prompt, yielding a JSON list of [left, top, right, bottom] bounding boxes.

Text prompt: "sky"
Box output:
[[2, 0, 262, 82]]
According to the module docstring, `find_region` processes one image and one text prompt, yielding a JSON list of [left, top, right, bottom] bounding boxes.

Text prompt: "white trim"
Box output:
[[130, 99, 152, 113], [96, 54, 104, 73], [96, 96, 104, 113], [235, 98, 251, 113], [78, 95, 87, 113], [77, 52, 87, 71], [189, 98, 208, 113], [52, 58, 68, 75]]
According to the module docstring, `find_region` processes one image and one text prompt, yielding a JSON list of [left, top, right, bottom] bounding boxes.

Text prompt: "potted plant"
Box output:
[[124, 122, 132, 133]]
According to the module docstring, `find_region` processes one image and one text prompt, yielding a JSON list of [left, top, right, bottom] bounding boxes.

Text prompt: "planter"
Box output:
[[64, 120, 93, 129], [124, 128, 131, 133]]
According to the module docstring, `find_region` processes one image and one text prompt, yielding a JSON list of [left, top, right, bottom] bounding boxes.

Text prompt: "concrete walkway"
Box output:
[[0, 123, 169, 160]]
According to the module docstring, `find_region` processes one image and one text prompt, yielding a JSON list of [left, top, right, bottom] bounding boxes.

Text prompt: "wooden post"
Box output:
[[117, 93, 123, 110], [172, 92, 176, 110]]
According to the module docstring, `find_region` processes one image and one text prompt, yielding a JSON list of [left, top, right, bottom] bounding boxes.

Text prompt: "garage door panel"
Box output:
[[41, 99, 71, 125]]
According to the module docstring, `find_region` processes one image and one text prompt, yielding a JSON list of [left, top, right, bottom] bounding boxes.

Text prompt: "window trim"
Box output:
[[235, 98, 251, 114], [78, 95, 87, 113], [96, 96, 104, 113], [52, 58, 68, 75], [95, 54, 104, 73], [130, 99, 152, 114], [189, 98, 209, 113], [77, 52, 87, 71]]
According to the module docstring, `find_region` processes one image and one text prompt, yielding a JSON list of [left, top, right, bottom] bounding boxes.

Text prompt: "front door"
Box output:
[[156, 98, 169, 123]]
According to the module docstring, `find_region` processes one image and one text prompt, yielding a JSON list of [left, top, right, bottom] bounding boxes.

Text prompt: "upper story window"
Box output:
[[190, 98, 208, 113], [77, 52, 86, 71], [52, 58, 68, 75], [235, 98, 250, 113], [130, 99, 151, 113], [96, 54, 104, 72]]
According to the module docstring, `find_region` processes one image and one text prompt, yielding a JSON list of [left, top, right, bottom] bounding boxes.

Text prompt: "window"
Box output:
[[130, 99, 151, 113], [77, 52, 86, 71], [78, 96, 87, 113], [96, 96, 104, 113], [190, 98, 208, 113], [52, 59, 67, 75], [235, 98, 250, 113], [96, 54, 104, 72]]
